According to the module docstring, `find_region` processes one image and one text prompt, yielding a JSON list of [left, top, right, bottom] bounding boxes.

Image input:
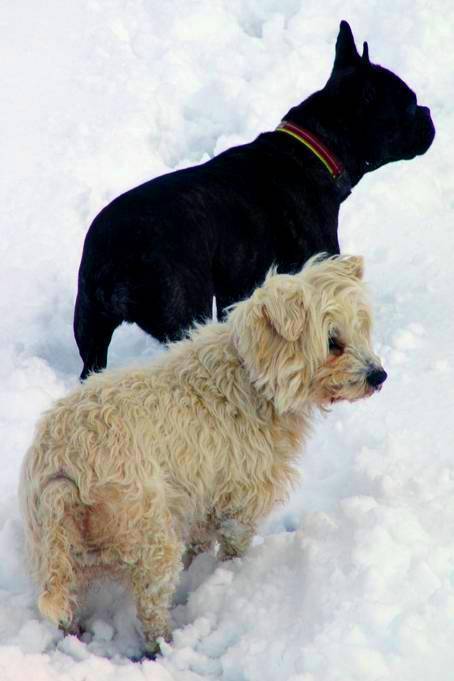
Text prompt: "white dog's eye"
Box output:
[[328, 335, 344, 356]]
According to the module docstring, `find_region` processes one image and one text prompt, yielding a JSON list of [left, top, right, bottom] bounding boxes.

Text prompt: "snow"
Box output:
[[1, 0, 454, 679]]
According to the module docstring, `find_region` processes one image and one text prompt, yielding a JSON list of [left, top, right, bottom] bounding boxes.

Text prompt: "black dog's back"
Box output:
[[74, 135, 343, 378], [74, 21, 434, 379]]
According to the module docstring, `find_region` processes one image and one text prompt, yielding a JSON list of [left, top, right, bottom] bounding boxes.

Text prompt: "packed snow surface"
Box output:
[[1, 1, 454, 679]]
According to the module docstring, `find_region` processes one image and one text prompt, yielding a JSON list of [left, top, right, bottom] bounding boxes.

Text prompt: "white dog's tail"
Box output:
[[22, 473, 84, 629]]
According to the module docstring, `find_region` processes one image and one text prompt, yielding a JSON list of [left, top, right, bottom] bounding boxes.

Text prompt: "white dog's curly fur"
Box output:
[[19, 254, 386, 657]]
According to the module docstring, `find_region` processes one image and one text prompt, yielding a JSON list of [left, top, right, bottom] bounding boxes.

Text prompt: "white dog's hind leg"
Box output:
[[126, 518, 184, 655]]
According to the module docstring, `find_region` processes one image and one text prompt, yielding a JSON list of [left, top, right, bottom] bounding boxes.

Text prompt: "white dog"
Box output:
[[19, 254, 386, 657]]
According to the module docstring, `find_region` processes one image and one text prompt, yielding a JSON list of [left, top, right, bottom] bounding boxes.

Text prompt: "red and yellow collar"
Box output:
[[276, 120, 345, 181]]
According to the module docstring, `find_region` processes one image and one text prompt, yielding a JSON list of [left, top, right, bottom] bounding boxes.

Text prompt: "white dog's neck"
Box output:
[[172, 322, 312, 453]]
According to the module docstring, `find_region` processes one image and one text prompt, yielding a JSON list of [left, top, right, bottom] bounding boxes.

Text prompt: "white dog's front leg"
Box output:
[[217, 517, 255, 561]]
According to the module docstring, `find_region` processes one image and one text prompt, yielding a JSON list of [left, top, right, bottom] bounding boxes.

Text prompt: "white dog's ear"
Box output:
[[340, 255, 364, 280], [259, 277, 306, 341]]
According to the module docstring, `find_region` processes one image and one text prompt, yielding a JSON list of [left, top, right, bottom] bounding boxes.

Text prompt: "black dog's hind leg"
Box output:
[[74, 295, 121, 381]]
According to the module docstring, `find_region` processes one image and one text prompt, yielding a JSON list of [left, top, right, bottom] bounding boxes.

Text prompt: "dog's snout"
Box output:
[[416, 105, 435, 146], [366, 367, 387, 389]]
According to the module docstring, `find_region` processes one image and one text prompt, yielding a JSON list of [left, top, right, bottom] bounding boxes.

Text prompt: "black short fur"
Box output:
[[74, 21, 435, 379]]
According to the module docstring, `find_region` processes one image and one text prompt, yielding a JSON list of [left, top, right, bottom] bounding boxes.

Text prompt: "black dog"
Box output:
[[74, 21, 434, 379]]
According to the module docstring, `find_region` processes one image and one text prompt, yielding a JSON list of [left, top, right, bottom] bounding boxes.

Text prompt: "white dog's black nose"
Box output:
[[366, 368, 387, 389]]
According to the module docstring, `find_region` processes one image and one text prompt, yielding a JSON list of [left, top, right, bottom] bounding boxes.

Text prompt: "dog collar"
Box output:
[[276, 120, 346, 182]]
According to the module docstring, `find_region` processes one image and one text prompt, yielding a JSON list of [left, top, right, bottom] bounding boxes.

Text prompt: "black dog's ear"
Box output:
[[362, 41, 370, 64], [333, 20, 360, 70]]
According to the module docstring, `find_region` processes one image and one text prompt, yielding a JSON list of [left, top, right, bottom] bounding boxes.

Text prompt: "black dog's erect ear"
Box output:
[[333, 20, 360, 70], [362, 41, 370, 64]]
